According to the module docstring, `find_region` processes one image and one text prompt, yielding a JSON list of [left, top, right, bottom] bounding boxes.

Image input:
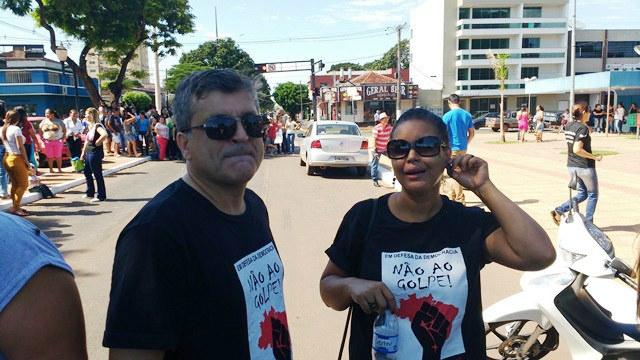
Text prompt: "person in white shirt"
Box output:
[[614, 102, 626, 135], [374, 109, 381, 125], [63, 110, 83, 159]]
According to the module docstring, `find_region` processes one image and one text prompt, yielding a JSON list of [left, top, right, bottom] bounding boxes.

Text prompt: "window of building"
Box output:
[[457, 68, 469, 81], [607, 41, 640, 58], [516, 96, 537, 109], [472, 7, 510, 19], [48, 72, 61, 84], [458, 39, 469, 50], [471, 38, 509, 49], [521, 67, 539, 79], [522, 37, 540, 48], [523, 6, 542, 18], [459, 8, 470, 19], [470, 68, 496, 81], [576, 41, 603, 58], [5, 71, 32, 83]]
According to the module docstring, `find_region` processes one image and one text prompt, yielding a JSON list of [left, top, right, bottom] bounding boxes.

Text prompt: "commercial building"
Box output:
[[573, 29, 640, 75], [0, 45, 94, 115], [410, 0, 569, 114]]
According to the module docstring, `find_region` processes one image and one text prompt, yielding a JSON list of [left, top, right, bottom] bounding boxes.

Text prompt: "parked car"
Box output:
[[28, 116, 72, 167], [473, 112, 498, 130], [298, 121, 369, 176], [542, 111, 563, 128], [485, 111, 520, 132]]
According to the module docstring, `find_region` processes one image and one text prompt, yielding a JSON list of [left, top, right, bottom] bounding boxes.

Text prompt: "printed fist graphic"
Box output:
[[271, 317, 292, 360], [411, 301, 451, 359]]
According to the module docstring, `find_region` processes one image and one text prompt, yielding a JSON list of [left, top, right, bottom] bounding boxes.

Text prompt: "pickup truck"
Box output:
[[485, 111, 519, 132]]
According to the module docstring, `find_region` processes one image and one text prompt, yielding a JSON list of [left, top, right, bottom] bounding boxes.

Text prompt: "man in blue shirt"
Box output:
[[441, 94, 475, 204]]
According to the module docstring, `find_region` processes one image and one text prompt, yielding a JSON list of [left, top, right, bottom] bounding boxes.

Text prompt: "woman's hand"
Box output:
[[447, 154, 491, 193], [347, 278, 397, 314], [595, 154, 603, 161]]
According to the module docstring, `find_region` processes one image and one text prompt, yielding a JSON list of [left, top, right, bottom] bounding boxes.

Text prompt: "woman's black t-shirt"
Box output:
[[326, 194, 500, 360]]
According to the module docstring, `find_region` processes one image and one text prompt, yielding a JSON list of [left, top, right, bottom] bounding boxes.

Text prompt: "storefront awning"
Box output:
[[525, 71, 640, 95]]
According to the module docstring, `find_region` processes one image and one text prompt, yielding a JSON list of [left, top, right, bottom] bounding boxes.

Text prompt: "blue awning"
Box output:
[[525, 71, 640, 94]]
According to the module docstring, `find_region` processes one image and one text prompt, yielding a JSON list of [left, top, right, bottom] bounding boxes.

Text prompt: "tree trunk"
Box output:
[[500, 92, 505, 143]]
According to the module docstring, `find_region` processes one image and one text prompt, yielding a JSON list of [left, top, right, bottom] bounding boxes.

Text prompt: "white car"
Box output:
[[298, 121, 369, 176]]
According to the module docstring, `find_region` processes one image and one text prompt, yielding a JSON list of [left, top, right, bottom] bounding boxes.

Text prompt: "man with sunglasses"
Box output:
[[441, 94, 475, 205], [371, 112, 392, 187], [104, 69, 292, 359]]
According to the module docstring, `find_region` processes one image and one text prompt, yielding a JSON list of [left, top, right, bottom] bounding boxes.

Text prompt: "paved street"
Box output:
[[22, 127, 619, 359]]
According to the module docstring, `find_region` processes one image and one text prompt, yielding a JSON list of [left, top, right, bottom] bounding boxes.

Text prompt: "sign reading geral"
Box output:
[[364, 84, 418, 101]]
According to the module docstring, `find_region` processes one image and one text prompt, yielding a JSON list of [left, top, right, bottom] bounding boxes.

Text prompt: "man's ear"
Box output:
[[176, 132, 191, 161]]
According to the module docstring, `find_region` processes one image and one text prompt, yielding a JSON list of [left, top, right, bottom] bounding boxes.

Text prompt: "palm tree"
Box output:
[[487, 50, 510, 142]]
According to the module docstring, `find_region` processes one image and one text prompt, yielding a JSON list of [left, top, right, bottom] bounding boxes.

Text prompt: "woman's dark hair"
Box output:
[[572, 101, 589, 120], [538, 105, 545, 111], [391, 108, 449, 146], [2, 110, 21, 141]]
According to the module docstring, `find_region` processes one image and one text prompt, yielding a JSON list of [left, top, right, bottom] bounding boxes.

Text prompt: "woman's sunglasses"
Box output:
[[187, 114, 265, 140], [386, 136, 446, 160]]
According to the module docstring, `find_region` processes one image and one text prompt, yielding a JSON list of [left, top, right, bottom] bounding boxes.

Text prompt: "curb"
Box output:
[[0, 157, 150, 211]]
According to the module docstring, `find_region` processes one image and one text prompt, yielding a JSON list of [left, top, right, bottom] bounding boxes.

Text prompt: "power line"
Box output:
[[0, 20, 49, 40]]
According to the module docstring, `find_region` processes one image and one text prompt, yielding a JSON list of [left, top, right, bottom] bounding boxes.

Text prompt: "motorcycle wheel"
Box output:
[[485, 320, 559, 359]]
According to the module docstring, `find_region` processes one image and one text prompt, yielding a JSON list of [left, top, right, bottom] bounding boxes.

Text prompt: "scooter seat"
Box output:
[[555, 276, 640, 356]]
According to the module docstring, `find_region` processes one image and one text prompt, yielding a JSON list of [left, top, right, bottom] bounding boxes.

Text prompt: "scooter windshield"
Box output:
[[585, 222, 615, 258]]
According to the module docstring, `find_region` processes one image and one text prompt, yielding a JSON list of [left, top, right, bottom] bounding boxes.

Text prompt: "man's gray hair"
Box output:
[[172, 69, 261, 132]]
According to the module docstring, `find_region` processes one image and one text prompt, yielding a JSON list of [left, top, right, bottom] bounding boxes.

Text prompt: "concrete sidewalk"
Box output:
[[369, 129, 640, 264], [0, 154, 150, 211]]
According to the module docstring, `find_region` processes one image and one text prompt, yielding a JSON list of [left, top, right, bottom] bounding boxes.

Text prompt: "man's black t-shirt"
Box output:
[[326, 195, 500, 360], [564, 121, 595, 168], [103, 179, 292, 359]]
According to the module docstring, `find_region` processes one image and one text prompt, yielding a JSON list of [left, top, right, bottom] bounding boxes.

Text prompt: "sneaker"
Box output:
[[82, 195, 91, 199], [90, 197, 104, 203], [550, 210, 562, 226], [373, 180, 381, 187], [0, 194, 10, 200]]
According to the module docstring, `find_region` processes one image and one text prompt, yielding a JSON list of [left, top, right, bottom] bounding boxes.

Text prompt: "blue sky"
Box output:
[[0, 0, 638, 90]]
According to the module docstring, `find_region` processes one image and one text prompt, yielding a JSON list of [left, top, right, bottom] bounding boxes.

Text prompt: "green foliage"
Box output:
[[122, 91, 152, 110], [329, 62, 364, 72], [167, 39, 274, 111], [273, 82, 309, 116], [363, 39, 409, 70], [165, 62, 209, 93], [101, 79, 143, 92], [0, 0, 194, 105]]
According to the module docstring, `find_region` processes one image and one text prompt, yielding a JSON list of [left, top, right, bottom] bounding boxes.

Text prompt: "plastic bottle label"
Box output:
[[373, 332, 398, 354]]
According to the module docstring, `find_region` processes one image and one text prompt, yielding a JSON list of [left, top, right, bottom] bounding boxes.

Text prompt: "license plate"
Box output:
[[334, 156, 349, 161]]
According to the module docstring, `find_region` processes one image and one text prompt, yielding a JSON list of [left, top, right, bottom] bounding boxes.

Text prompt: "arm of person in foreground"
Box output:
[[28, 128, 41, 151], [573, 140, 603, 162], [320, 261, 397, 315], [467, 127, 475, 143], [95, 126, 108, 146], [449, 154, 556, 271], [0, 266, 87, 360]]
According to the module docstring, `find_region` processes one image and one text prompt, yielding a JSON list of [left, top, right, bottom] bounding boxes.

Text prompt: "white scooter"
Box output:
[[483, 173, 640, 359]]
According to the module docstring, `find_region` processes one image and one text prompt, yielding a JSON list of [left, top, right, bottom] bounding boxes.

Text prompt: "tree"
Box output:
[[122, 91, 152, 111], [329, 62, 364, 72], [165, 62, 209, 93], [167, 39, 274, 112], [273, 82, 309, 117], [0, 0, 194, 107], [487, 51, 510, 142], [99, 69, 147, 94], [363, 39, 409, 70]]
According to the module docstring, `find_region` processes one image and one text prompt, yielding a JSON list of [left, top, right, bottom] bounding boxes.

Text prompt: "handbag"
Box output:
[[71, 157, 85, 172], [338, 198, 379, 360]]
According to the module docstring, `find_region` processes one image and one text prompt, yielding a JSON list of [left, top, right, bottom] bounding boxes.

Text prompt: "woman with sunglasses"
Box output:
[[320, 108, 555, 359]]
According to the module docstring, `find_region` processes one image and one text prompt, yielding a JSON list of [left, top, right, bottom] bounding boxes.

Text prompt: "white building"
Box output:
[[410, 0, 569, 114]]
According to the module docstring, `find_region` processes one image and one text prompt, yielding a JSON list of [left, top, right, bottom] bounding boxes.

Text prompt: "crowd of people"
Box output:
[[263, 110, 301, 156], [0, 101, 182, 216]]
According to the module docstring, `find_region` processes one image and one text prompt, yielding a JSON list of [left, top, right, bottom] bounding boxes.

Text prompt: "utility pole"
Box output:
[[311, 58, 317, 121], [153, 28, 162, 111], [396, 24, 403, 122], [299, 80, 303, 120], [569, 0, 576, 116], [215, 7, 219, 41]]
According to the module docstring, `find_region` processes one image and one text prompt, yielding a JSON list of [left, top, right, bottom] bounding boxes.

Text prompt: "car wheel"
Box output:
[[356, 166, 367, 177], [300, 157, 305, 166], [491, 127, 500, 132], [306, 161, 315, 176], [503, 123, 509, 133], [474, 124, 481, 130]]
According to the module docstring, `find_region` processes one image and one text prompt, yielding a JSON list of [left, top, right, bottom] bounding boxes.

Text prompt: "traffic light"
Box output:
[[255, 63, 268, 73], [318, 61, 325, 71]]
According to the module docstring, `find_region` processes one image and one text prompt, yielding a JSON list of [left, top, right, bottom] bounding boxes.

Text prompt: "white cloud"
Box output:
[[305, 14, 339, 26]]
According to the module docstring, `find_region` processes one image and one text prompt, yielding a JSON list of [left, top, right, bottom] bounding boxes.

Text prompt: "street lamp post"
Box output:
[[55, 44, 79, 113], [524, 76, 537, 112]]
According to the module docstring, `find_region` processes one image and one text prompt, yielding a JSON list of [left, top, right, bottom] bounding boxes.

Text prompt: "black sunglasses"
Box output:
[[187, 114, 265, 140], [386, 136, 446, 160]]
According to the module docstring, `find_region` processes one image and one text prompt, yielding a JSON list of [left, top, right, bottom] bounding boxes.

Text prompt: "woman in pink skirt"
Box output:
[[154, 116, 170, 160], [39, 109, 67, 173], [518, 106, 529, 142]]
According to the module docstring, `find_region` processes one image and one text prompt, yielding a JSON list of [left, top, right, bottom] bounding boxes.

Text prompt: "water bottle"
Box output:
[[372, 310, 399, 359]]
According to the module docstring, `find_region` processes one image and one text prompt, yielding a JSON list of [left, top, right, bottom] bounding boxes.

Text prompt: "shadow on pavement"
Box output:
[[600, 223, 640, 234], [319, 167, 370, 180], [105, 171, 148, 177], [107, 197, 153, 203], [28, 209, 112, 217]]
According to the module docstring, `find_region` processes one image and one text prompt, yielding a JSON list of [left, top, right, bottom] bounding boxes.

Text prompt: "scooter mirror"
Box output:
[[568, 171, 578, 190], [610, 257, 636, 278]]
